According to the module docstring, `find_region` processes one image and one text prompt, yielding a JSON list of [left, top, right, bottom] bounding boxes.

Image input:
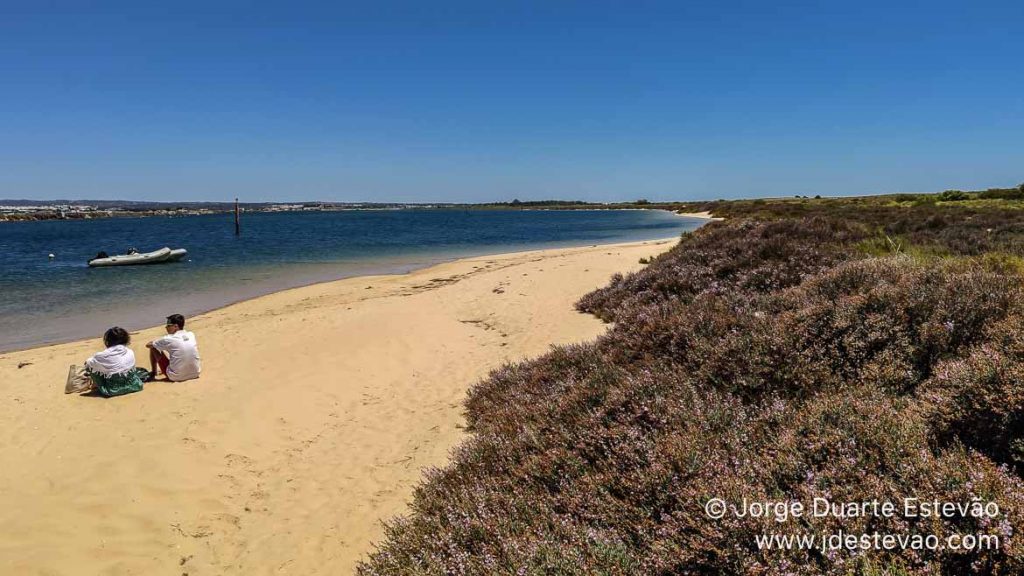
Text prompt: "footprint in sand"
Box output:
[[224, 453, 255, 470], [182, 436, 209, 450]]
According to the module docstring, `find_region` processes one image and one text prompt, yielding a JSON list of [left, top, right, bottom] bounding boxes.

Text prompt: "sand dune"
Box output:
[[0, 238, 678, 575]]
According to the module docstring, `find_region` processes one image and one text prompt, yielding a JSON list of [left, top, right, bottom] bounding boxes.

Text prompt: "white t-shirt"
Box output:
[[152, 330, 202, 382]]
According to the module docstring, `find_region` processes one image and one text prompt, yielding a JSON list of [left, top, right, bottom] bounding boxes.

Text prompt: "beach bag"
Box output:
[[65, 365, 92, 394]]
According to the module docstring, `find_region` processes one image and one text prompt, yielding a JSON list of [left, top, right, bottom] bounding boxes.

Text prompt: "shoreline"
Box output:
[[1, 224, 703, 355], [0, 204, 717, 223], [0, 236, 682, 575]]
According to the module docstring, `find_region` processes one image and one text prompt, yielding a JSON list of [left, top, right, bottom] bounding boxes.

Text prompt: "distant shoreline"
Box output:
[[0, 202, 704, 223]]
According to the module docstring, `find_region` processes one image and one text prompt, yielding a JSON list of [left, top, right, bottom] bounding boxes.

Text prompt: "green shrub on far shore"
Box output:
[[938, 190, 970, 201], [978, 185, 1024, 201]]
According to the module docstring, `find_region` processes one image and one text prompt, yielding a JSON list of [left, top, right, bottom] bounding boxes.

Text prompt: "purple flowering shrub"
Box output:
[[645, 389, 1024, 575], [587, 257, 1019, 402], [359, 212, 1024, 575], [577, 218, 861, 322], [918, 314, 1024, 469], [687, 199, 1024, 257]]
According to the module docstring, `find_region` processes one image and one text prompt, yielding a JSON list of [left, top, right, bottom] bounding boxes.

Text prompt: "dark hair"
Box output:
[[103, 327, 131, 348], [166, 314, 185, 329]]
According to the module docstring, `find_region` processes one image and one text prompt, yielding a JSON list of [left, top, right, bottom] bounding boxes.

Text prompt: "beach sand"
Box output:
[[678, 210, 723, 220], [0, 237, 679, 575]]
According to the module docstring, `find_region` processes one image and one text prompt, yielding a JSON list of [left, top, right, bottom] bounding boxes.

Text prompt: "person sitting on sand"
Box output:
[[65, 327, 148, 397], [146, 314, 201, 382]]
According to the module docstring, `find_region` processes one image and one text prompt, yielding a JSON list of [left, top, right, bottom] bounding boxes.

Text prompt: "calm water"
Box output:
[[0, 209, 702, 351]]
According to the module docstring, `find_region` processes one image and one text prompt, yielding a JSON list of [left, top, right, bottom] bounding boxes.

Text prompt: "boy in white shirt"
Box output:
[[146, 314, 202, 382]]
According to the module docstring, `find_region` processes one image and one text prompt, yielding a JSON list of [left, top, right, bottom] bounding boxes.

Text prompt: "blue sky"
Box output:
[[1, 1, 1022, 203]]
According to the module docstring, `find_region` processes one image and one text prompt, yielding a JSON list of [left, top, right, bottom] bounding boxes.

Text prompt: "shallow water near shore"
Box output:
[[0, 209, 702, 351]]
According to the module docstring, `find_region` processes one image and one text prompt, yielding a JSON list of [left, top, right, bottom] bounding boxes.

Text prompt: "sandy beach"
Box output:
[[677, 210, 722, 220], [0, 237, 680, 575]]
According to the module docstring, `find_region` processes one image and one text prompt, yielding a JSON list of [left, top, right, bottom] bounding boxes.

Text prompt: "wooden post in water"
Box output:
[[234, 198, 241, 236]]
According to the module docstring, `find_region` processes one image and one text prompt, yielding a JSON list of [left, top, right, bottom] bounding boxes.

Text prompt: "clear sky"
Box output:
[[1, 1, 1022, 203]]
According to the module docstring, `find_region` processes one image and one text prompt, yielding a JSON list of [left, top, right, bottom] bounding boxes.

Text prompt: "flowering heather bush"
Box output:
[[586, 257, 1020, 402], [359, 209, 1024, 575], [688, 198, 1024, 257], [918, 315, 1024, 469], [577, 217, 863, 322]]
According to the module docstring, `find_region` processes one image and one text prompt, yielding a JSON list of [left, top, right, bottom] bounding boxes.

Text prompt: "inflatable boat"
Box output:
[[167, 248, 188, 262], [88, 247, 187, 267]]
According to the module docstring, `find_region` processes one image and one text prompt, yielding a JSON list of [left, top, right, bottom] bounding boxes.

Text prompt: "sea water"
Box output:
[[0, 209, 703, 351]]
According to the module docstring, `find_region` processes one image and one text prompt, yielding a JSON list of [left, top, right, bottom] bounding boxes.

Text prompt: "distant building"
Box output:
[[0, 203, 97, 214]]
